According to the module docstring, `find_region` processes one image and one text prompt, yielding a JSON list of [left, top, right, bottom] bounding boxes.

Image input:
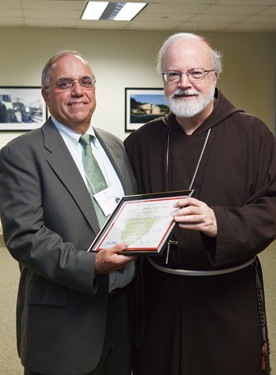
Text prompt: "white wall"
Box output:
[[0, 27, 275, 146]]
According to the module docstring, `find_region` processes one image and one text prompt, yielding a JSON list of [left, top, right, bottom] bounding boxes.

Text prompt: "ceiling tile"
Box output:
[[0, 0, 274, 31]]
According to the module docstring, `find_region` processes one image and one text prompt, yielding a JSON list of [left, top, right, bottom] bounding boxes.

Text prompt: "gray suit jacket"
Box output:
[[0, 118, 137, 374]]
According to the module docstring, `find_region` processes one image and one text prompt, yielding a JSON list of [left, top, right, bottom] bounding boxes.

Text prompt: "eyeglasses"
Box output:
[[45, 77, 96, 91], [162, 68, 215, 84]]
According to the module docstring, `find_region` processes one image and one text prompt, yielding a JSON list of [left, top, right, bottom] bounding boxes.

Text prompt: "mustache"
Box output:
[[172, 88, 199, 98]]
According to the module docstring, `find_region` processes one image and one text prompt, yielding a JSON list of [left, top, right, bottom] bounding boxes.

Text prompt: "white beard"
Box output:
[[166, 82, 216, 118]]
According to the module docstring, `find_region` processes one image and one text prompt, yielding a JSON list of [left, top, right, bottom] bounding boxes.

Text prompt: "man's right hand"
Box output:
[[94, 242, 136, 274]]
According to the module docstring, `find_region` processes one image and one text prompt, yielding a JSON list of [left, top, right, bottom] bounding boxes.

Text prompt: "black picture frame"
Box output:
[[0, 86, 47, 130], [125, 87, 169, 132]]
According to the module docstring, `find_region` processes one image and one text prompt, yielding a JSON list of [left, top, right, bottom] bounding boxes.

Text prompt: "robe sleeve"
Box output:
[[211, 124, 276, 267]]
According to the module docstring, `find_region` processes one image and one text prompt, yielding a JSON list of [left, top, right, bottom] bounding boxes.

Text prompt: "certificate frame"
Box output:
[[88, 190, 193, 255]]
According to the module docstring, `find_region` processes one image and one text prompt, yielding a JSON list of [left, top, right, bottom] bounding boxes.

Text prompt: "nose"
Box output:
[[177, 73, 191, 87], [71, 80, 84, 95]]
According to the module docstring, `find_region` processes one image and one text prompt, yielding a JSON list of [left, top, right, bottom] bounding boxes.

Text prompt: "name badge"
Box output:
[[94, 186, 122, 216]]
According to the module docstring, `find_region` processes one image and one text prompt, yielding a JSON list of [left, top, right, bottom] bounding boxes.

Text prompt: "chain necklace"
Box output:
[[165, 128, 211, 192]]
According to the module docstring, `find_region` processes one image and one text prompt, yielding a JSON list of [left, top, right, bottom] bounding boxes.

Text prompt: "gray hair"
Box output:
[[41, 50, 94, 89], [156, 33, 223, 77]]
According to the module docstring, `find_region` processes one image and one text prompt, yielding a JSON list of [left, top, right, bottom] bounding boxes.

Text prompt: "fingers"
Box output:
[[175, 217, 217, 237], [173, 197, 198, 209], [172, 197, 217, 237], [172, 197, 203, 218], [109, 242, 129, 253]]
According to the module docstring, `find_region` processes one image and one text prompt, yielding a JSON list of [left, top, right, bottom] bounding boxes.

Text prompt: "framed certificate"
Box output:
[[87, 190, 193, 255]]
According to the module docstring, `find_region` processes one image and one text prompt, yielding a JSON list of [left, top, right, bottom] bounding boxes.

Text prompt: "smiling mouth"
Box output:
[[68, 102, 86, 106], [173, 93, 197, 99]]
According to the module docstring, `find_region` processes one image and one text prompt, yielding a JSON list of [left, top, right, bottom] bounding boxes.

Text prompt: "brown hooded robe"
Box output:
[[125, 89, 276, 375]]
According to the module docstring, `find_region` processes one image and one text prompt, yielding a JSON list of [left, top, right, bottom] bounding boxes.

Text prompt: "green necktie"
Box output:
[[79, 134, 108, 228]]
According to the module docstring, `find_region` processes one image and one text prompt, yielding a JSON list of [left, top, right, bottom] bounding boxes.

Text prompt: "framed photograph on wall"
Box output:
[[0, 86, 47, 130], [125, 88, 169, 132]]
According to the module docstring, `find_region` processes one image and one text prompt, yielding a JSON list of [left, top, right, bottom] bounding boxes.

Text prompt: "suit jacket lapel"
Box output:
[[42, 119, 100, 235]]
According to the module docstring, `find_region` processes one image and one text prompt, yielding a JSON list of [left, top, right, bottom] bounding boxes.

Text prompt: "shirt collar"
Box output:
[[51, 116, 95, 144]]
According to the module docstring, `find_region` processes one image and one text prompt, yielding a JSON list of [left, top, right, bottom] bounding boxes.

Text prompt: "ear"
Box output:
[[214, 71, 218, 85], [41, 88, 49, 105]]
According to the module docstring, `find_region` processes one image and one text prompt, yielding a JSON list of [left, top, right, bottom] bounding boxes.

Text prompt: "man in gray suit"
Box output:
[[0, 51, 137, 375]]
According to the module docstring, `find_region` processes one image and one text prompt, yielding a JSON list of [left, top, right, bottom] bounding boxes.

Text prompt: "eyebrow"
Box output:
[[57, 75, 93, 80]]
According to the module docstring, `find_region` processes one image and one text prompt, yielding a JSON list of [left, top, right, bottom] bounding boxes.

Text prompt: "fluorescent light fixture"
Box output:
[[82, 2, 108, 20], [81, 2, 147, 21], [114, 2, 146, 21]]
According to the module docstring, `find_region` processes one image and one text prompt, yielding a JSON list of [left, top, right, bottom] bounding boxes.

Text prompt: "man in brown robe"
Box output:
[[124, 33, 276, 375]]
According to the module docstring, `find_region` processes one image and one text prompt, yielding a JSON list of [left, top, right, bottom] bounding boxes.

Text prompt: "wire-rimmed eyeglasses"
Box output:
[[162, 68, 215, 84], [45, 77, 96, 91]]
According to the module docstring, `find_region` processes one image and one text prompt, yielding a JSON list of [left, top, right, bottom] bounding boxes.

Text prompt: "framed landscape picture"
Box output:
[[0, 86, 47, 130], [125, 88, 169, 132]]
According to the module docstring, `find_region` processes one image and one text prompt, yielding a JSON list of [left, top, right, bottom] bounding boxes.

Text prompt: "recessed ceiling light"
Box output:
[[82, 2, 109, 20], [81, 2, 147, 21], [114, 2, 147, 21]]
